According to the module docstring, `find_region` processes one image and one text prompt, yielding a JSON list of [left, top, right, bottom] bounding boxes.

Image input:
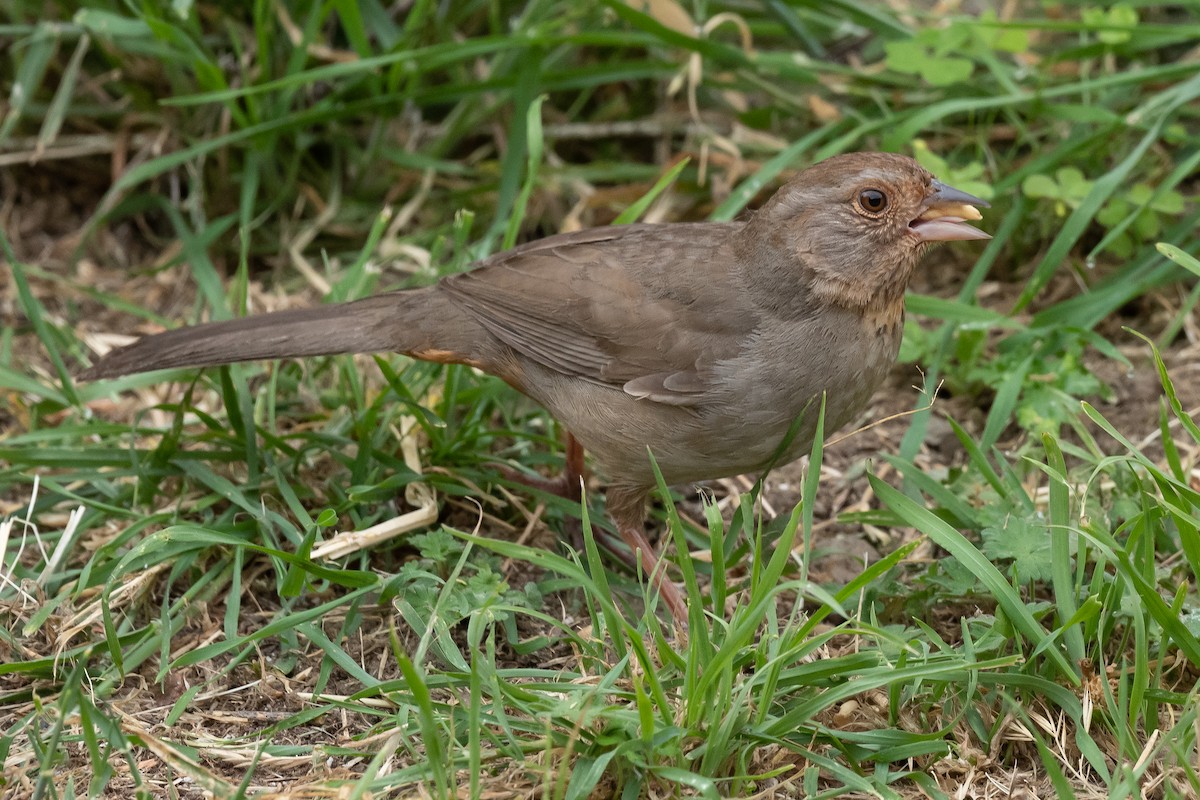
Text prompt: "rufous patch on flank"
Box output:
[[407, 348, 476, 367]]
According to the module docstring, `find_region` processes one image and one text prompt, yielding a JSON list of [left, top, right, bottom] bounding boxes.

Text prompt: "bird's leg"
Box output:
[[493, 438, 670, 595], [562, 433, 585, 503], [492, 431, 615, 555], [606, 484, 689, 626], [493, 432, 584, 502]]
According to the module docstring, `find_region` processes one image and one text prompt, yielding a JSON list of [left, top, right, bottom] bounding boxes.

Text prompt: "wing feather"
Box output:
[[440, 223, 750, 406]]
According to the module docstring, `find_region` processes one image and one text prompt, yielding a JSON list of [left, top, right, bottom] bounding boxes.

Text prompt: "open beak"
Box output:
[[909, 180, 991, 242]]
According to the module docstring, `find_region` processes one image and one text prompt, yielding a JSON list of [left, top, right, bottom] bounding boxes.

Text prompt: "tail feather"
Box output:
[[80, 289, 450, 380]]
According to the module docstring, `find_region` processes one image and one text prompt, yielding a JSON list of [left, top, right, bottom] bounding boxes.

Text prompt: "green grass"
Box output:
[[3, 1, 1200, 797]]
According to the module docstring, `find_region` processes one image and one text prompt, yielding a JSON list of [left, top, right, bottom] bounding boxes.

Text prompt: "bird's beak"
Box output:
[[909, 180, 991, 242]]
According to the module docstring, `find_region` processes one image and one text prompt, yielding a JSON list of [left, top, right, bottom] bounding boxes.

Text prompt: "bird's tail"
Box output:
[[79, 287, 460, 380]]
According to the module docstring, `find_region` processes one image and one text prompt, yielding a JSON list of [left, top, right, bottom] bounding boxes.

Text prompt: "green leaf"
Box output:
[[922, 56, 973, 86], [1133, 209, 1161, 239], [1102, 4, 1139, 44], [884, 39, 928, 75], [502, 94, 546, 251], [1054, 167, 1093, 201], [906, 294, 1023, 329], [73, 8, 153, 38], [974, 11, 1029, 53], [1095, 199, 1127, 228], [994, 27, 1028, 53], [1152, 190, 1185, 215], [981, 515, 1056, 583], [1157, 243, 1200, 279], [1021, 174, 1059, 200], [613, 158, 690, 225]]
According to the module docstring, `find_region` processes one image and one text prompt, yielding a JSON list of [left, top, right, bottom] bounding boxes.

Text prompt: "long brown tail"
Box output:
[[79, 287, 473, 380]]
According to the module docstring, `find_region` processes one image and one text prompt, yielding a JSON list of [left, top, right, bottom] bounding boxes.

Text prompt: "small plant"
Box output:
[[902, 323, 1114, 443], [980, 512, 1057, 583], [1082, 4, 1139, 45], [1022, 168, 1185, 257], [391, 528, 544, 631], [885, 12, 1028, 87]]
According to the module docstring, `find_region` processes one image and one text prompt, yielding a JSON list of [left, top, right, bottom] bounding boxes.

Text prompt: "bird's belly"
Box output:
[[526, 318, 902, 488]]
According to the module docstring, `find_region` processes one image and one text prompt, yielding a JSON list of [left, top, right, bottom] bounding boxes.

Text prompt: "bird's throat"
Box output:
[[807, 256, 914, 327]]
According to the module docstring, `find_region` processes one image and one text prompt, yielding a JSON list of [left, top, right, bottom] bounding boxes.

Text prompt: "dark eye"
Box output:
[[857, 188, 888, 214]]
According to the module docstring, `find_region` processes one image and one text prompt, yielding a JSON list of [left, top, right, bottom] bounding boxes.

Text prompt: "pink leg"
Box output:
[[606, 485, 689, 626], [493, 432, 584, 502], [493, 437, 687, 624]]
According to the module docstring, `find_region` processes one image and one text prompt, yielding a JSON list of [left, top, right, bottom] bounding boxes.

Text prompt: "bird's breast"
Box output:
[[699, 305, 905, 471]]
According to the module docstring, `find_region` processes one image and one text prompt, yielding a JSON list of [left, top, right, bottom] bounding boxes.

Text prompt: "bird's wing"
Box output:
[[440, 223, 751, 406]]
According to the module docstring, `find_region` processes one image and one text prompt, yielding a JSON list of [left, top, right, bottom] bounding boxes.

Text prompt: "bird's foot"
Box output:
[[491, 463, 582, 503], [491, 431, 586, 502]]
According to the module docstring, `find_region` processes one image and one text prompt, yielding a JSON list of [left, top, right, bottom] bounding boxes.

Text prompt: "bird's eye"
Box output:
[[857, 189, 888, 215]]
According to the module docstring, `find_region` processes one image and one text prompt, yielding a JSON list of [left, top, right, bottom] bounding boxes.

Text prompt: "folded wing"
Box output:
[[441, 223, 751, 406]]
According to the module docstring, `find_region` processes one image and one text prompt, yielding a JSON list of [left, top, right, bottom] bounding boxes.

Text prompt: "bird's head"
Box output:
[[744, 152, 990, 314]]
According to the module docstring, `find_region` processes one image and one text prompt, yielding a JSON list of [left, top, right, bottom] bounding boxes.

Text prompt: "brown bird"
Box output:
[[81, 152, 989, 623]]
